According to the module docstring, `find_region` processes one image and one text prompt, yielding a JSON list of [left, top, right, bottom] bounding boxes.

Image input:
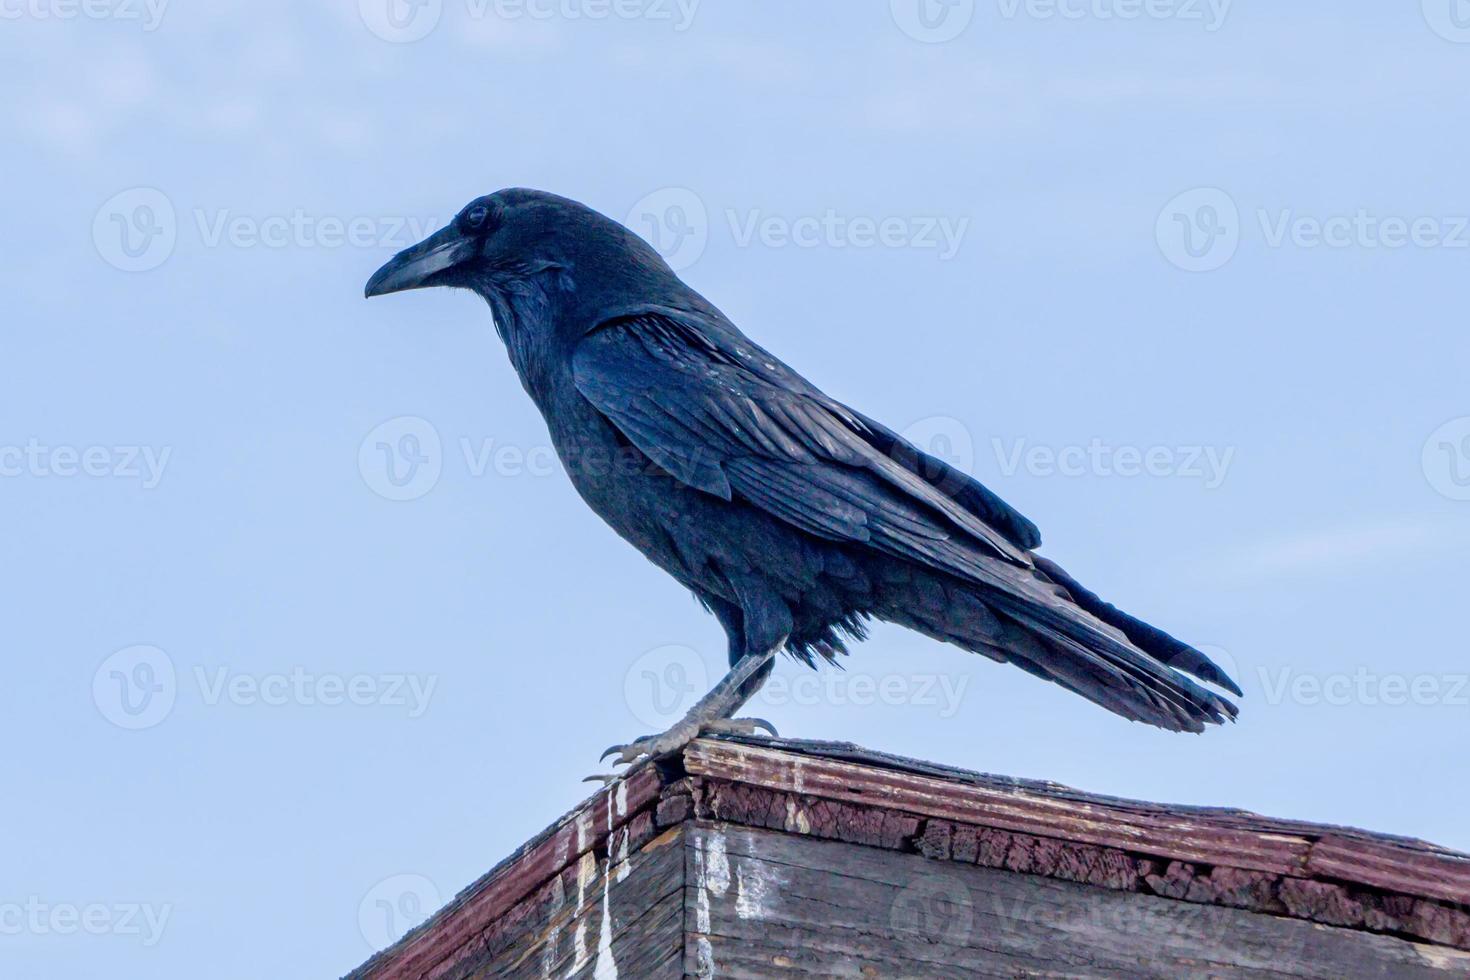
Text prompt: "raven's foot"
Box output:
[[705, 716, 779, 739], [599, 717, 777, 767], [588, 645, 780, 778]]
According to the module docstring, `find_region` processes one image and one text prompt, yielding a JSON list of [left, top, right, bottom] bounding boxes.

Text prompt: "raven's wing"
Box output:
[[572, 311, 1038, 569], [571, 311, 1237, 730]]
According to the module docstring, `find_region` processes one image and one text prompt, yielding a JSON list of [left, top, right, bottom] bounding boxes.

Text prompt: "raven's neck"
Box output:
[[483, 280, 567, 411]]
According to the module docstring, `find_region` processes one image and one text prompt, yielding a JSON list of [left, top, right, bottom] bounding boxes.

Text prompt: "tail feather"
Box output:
[[875, 561, 1240, 733], [1032, 555, 1243, 698], [994, 602, 1235, 733]]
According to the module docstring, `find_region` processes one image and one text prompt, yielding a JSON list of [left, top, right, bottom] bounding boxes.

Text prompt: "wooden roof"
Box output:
[[346, 735, 1470, 979]]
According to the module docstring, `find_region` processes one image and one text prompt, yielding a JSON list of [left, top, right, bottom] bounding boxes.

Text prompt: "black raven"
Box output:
[[365, 188, 1239, 765]]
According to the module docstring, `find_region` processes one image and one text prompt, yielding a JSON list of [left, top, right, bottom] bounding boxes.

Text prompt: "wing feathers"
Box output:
[[572, 310, 1239, 732]]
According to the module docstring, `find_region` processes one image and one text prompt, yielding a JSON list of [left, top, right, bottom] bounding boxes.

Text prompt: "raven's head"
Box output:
[[365, 188, 694, 341]]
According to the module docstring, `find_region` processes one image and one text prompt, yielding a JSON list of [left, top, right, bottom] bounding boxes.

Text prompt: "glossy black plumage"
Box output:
[[366, 188, 1240, 735]]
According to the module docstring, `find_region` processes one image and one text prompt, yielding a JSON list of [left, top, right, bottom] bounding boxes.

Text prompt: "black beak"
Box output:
[[364, 225, 479, 298]]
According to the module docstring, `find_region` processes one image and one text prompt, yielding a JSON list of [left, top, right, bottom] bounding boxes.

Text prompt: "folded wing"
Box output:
[[571, 310, 1238, 731]]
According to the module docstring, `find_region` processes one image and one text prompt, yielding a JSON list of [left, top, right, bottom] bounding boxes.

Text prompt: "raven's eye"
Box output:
[[460, 204, 494, 234]]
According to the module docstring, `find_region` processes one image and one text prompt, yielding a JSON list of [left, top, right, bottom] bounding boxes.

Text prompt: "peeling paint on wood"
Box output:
[[734, 859, 779, 921]]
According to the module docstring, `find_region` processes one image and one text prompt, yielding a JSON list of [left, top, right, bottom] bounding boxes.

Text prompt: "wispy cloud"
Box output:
[[1206, 516, 1470, 582]]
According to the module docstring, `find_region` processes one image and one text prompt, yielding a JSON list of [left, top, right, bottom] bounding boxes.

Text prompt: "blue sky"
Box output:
[[4, 2, 1470, 977]]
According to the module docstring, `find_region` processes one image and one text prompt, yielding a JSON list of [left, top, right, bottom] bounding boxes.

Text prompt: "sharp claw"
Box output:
[[599, 717, 773, 772], [582, 774, 620, 785]]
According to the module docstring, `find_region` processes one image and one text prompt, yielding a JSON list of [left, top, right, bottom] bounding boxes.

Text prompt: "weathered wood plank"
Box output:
[[685, 739, 1312, 877], [684, 822, 1470, 979], [699, 736, 1470, 860], [436, 824, 687, 980], [1307, 834, 1470, 909], [349, 768, 662, 980], [345, 738, 1470, 980]]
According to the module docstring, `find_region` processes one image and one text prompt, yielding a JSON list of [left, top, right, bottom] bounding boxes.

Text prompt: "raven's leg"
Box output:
[[599, 644, 781, 766], [706, 593, 777, 721], [600, 582, 789, 767]]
